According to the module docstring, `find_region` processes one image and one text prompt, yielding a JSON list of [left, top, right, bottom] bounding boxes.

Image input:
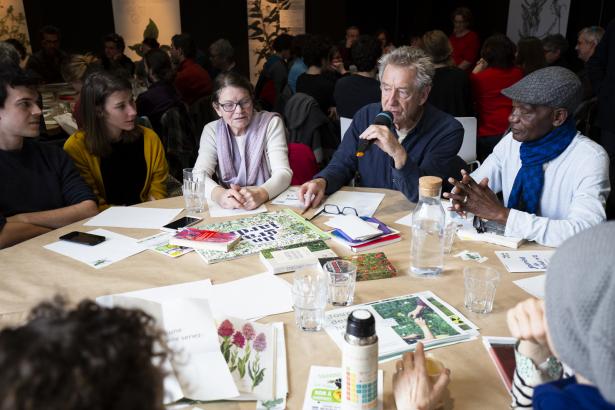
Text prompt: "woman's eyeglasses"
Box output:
[[307, 204, 358, 221], [217, 99, 252, 112]]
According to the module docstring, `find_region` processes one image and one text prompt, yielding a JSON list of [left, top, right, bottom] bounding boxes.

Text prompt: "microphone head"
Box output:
[[374, 111, 393, 127]]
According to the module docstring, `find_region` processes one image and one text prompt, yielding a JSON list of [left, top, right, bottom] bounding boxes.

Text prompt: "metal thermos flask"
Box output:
[[341, 309, 379, 410]]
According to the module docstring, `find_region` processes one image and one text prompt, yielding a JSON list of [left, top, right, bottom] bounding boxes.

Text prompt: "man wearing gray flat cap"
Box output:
[[444, 66, 610, 247]]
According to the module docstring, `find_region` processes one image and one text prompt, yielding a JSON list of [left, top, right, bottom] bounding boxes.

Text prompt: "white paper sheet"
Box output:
[[315, 191, 384, 217], [96, 279, 213, 307], [325, 214, 382, 240], [97, 272, 292, 321], [207, 198, 267, 218], [44, 229, 145, 269], [84, 206, 183, 229], [495, 251, 555, 272], [270, 186, 303, 208], [209, 272, 293, 320], [513, 274, 546, 299]]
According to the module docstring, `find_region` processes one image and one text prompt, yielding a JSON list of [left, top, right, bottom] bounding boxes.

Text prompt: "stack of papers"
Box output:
[[328, 216, 401, 252], [325, 214, 382, 241], [325, 291, 479, 362]]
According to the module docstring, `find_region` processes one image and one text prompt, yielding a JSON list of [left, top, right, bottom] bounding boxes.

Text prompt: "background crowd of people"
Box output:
[[0, 5, 615, 410]]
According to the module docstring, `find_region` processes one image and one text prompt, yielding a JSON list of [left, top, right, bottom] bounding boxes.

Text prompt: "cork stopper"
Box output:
[[418, 176, 442, 197]]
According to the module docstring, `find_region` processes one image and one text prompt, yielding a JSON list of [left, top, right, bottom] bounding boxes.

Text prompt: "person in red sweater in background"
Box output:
[[449, 7, 480, 71], [470, 34, 523, 161], [170, 33, 212, 105]]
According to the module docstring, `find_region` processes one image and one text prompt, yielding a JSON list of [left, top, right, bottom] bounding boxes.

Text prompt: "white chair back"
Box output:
[[340, 117, 352, 141], [455, 116, 479, 166]]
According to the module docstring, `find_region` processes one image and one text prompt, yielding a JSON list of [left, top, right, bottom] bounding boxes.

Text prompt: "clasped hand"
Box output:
[[443, 170, 509, 225], [216, 184, 268, 210]]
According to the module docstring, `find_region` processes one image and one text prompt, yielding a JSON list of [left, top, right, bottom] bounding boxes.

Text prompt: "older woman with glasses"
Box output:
[[193, 71, 292, 210]]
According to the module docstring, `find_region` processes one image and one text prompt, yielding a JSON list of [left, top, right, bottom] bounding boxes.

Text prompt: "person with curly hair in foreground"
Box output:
[[0, 298, 168, 410]]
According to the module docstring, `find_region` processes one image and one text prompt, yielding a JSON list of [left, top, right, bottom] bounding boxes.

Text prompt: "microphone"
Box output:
[[356, 111, 393, 157]]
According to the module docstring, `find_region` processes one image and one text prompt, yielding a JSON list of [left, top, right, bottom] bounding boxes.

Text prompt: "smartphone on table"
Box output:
[[59, 231, 106, 246], [161, 216, 202, 232]]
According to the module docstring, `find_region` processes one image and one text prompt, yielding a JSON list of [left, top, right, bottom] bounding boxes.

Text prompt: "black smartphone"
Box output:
[[161, 216, 202, 232], [59, 231, 106, 246]]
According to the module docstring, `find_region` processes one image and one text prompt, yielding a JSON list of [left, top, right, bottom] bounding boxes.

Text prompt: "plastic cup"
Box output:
[[463, 267, 500, 314], [323, 260, 357, 306], [292, 268, 328, 332], [182, 168, 205, 213]]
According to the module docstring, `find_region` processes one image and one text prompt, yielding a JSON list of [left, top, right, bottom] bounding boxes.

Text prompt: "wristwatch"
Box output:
[[514, 344, 563, 383]]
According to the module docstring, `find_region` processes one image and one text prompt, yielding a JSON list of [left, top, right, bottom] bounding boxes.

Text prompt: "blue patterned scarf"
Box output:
[[508, 119, 577, 215]]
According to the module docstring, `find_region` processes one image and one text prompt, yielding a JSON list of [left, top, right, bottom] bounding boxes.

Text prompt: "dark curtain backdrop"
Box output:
[[21, 0, 615, 75]]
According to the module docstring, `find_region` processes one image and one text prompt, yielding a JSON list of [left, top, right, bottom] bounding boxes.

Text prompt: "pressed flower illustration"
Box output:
[[217, 319, 269, 391]]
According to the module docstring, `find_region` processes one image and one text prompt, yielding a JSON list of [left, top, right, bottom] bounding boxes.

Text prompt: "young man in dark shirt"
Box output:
[[0, 67, 98, 248]]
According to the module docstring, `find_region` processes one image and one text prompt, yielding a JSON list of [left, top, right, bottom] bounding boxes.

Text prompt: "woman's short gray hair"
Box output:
[[378, 46, 435, 92]]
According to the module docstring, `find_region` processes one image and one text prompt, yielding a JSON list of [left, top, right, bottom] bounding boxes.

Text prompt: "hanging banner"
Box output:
[[0, 0, 31, 52], [247, 0, 305, 84], [506, 0, 571, 43], [111, 0, 181, 61]]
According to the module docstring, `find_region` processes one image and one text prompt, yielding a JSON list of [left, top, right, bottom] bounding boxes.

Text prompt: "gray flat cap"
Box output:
[[546, 221, 615, 404], [501, 66, 582, 114]]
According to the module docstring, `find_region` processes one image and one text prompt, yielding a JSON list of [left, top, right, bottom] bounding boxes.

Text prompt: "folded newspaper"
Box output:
[[325, 291, 479, 362]]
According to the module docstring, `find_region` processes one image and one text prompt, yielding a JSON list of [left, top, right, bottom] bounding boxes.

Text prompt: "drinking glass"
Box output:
[[323, 260, 357, 306], [463, 267, 500, 314], [292, 268, 328, 331], [442, 221, 458, 254], [182, 168, 205, 213]]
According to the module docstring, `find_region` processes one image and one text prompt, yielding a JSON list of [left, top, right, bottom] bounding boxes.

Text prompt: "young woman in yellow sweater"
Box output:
[[64, 71, 168, 210]]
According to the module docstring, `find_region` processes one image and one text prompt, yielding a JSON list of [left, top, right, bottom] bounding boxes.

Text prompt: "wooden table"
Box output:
[[0, 187, 545, 409]]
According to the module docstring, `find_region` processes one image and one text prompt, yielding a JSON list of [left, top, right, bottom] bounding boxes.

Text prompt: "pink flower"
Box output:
[[242, 323, 256, 340], [218, 319, 234, 337], [232, 330, 245, 348], [253, 332, 267, 352]]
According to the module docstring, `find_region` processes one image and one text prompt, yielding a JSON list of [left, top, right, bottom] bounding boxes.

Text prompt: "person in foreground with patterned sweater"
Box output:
[[0, 67, 97, 248], [64, 71, 168, 210], [507, 222, 615, 409], [300, 46, 465, 209], [445, 66, 609, 247]]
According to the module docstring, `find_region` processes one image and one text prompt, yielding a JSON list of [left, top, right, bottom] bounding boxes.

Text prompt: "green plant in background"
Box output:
[[0, 4, 30, 50], [248, 0, 290, 68], [128, 18, 160, 57]]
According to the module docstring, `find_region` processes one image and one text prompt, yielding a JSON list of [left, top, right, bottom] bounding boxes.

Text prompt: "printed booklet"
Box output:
[[325, 291, 479, 361], [106, 296, 287, 404], [318, 252, 397, 281], [260, 240, 337, 274], [195, 209, 330, 264]]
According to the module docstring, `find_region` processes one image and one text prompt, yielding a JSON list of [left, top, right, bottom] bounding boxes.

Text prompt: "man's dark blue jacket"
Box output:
[[315, 102, 465, 202]]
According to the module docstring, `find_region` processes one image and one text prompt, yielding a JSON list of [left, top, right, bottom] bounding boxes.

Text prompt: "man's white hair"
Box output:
[[377, 46, 435, 92]]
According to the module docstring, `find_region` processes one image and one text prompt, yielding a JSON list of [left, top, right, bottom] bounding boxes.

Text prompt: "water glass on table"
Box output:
[[442, 221, 458, 254], [292, 268, 328, 332], [463, 267, 500, 314], [323, 260, 357, 306], [182, 168, 205, 213]]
